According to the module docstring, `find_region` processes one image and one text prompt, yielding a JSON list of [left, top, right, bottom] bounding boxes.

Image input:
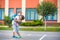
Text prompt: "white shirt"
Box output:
[[12, 15, 21, 25], [15, 15, 20, 20]]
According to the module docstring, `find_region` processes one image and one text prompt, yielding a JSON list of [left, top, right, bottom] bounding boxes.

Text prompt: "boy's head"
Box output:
[[18, 11, 22, 15]]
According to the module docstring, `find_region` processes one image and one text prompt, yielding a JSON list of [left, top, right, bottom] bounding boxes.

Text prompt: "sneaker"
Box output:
[[16, 36, 22, 38], [12, 36, 18, 38], [18, 36, 22, 38]]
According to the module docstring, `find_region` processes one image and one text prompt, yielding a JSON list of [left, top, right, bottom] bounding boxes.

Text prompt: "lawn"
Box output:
[[0, 27, 60, 32]]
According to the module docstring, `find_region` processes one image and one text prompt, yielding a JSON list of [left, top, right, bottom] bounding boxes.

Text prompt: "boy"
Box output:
[[12, 12, 23, 38]]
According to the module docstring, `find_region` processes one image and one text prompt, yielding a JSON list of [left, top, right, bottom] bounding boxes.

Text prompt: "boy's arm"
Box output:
[[14, 18, 18, 22], [14, 18, 21, 22]]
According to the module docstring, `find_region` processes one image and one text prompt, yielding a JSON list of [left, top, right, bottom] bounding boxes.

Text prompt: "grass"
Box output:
[[0, 27, 12, 30], [20, 27, 60, 32], [0, 27, 60, 32]]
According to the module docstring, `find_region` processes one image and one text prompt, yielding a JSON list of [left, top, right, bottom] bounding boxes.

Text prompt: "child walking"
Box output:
[[12, 12, 23, 38]]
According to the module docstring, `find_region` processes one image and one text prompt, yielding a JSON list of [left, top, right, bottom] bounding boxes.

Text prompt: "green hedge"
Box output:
[[20, 20, 44, 26]]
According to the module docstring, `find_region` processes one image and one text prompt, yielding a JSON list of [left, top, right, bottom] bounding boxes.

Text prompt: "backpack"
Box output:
[[10, 14, 17, 20]]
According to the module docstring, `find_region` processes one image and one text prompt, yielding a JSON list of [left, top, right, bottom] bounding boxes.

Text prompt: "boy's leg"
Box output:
[[16, 32, 21, 38], [16, 26, 21, 38], [16, 26, 21, 36], [12, 25, 17, 37], [17, 32, 21, 36], [13, 32, 19, 38], [13, 32, 15, 36]]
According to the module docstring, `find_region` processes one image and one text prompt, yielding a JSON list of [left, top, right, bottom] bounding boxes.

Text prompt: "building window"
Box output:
[[31, 12, 34, 20], [8, 8, 14, 17], [25, 8, 38, 20], [16, 8, 22, 14], [44, 11, 57, 21], [0, 8, 4, 20]]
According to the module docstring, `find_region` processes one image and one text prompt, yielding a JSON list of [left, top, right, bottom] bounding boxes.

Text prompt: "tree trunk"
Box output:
[[44, 17, 46, 31]]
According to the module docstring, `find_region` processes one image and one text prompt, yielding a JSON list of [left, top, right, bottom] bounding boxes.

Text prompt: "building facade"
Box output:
[[0, 0, 60, 24]]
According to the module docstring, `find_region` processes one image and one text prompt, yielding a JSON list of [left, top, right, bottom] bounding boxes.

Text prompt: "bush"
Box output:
[[20, 20, 44, 26], [4, 16, 12, 27], [33, 20, 44, 26]]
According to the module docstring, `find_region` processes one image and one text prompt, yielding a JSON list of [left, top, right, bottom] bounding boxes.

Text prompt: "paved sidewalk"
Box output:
[[0, 30, 60, 40]]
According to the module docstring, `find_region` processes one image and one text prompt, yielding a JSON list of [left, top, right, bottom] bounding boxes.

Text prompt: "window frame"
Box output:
[[0, 8, 4, 20], [25, 8, 38, 20]]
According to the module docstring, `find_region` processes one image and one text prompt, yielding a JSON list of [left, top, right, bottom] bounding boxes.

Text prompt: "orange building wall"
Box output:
[[0, 0, 57, 8], [9, 0, 22, 13], [26, 0, 39, 8], [0, 0, 58, 13], [0, 0, 5, 8]]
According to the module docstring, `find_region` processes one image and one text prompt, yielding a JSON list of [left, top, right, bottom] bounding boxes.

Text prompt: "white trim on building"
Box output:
[[57, 0, 60, 23], [22, 0, 26, 22], [39, 0, 43, 5], [5, 0, 9, 16]]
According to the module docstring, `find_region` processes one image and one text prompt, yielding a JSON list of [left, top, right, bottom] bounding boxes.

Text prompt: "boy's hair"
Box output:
[[21, 15, 24, 20], [18, 11, 24, 20]]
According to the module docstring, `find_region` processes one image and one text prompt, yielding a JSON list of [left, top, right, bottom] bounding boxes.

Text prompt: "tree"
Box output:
[[36, 2, 57, 30], [4, 16, 12, 28]]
